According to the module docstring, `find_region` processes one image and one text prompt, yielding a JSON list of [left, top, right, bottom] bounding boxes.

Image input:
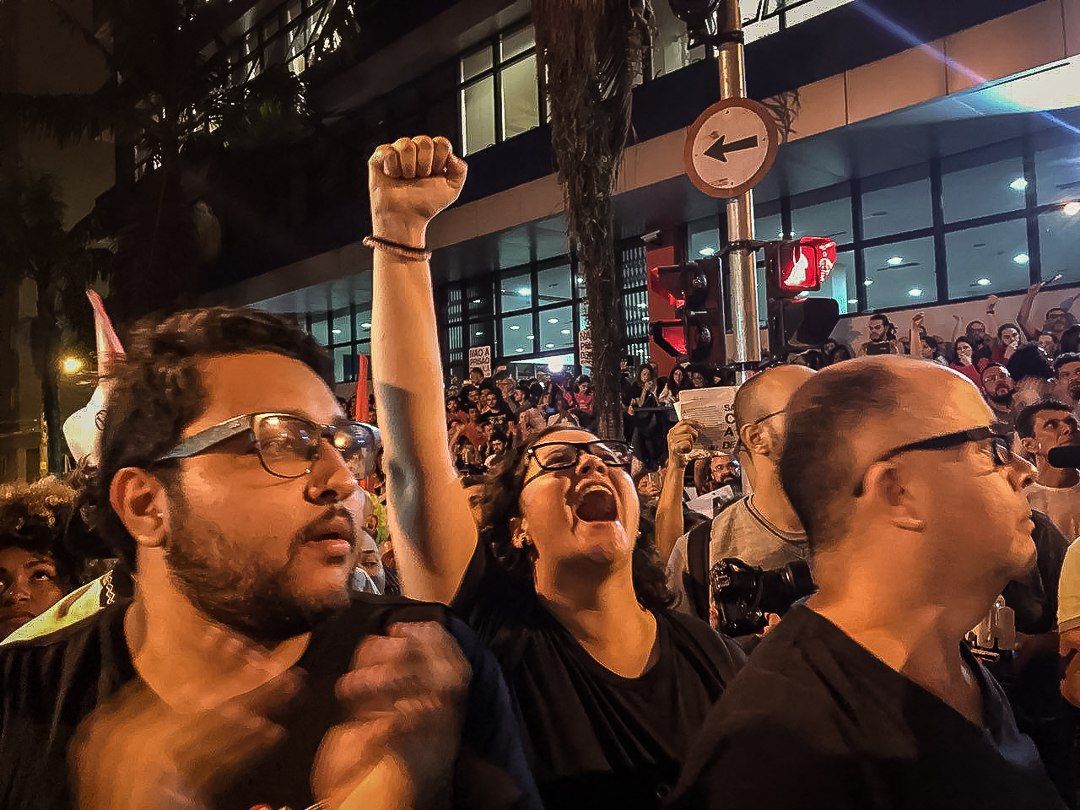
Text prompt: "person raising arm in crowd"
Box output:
[[661, 366, 813, 623], [368, 135, 744, 809]]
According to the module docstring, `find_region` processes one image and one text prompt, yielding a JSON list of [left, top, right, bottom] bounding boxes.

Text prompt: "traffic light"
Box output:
[[649, 258, 726, 365], [765, 237, 837, 299]]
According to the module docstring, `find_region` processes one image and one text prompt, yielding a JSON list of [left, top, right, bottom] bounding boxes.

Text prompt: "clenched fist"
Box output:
[[368, 136, 468, 247], [312, 621, 470, 808], [667, 420, 702, 469]]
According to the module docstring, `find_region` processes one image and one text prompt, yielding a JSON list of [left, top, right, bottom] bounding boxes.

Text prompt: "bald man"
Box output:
[[669, 357, 1063, 810], [662, 365, 815, 622]]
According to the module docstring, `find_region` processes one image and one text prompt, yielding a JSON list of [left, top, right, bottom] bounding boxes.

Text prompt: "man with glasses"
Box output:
[[669, 356, 1064, 809], [0, 307, 538, 810], [980, 364, 1017, 427], [661, 365, 814, 624]]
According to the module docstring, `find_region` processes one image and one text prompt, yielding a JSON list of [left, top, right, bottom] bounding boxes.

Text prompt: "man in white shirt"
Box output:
[[1018, 400, 1080, 541]]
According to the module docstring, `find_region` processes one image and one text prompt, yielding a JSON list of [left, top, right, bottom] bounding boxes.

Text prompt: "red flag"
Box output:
[[354, 354, 370, 422]]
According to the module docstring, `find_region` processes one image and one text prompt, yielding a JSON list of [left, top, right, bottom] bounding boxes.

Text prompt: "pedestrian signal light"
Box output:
[[765, 237, 837, 298]]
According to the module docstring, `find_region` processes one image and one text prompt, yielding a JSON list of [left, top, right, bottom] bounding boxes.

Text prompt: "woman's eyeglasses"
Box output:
[[155, 412, 381, 480], [525, 440, 634, 482]]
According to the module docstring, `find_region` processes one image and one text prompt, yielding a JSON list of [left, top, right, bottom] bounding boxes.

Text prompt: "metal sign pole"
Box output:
[[716, 0, 761, 381]]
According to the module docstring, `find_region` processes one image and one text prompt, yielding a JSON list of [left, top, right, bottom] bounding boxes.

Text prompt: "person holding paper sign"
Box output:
[[663, 366, 815, 624]]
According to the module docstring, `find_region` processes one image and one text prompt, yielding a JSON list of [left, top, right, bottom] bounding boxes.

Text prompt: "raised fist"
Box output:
[[368, 136, 467, 246]]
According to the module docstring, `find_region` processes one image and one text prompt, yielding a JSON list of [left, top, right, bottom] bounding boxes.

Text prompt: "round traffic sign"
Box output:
[[684, 97, 780, 199]]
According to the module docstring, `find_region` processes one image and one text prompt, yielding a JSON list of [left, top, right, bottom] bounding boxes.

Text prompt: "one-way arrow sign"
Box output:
[[684, 97, 780, 199], [704, 134, 759, 163]]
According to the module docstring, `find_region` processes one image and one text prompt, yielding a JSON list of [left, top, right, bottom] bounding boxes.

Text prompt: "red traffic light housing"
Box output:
[[649, 258, 726, 365], [765, 237, 838, 299]]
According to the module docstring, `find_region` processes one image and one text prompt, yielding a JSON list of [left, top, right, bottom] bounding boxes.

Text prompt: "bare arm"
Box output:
[[655, 420, 699, 564], [950, 314, 963, 344], [984, 296, 999, 335], [1017, 283, 1042, 340], [369, 136, 476, 604]]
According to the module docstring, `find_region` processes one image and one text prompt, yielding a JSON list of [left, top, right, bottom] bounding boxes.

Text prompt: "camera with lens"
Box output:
[[709, 558, 817, 636]]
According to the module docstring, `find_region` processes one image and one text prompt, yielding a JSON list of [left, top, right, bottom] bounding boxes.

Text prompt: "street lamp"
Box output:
[[60, 356, 85, 375]]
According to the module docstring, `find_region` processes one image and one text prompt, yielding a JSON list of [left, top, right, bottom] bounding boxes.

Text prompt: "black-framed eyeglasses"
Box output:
[[853, 426, 1012, 496], [749, 409, 785, 427], [524, 440, 634, 484], [154, 412, 381, 480]]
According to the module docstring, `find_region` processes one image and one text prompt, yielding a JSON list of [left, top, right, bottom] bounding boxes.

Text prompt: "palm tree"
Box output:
[[0, 0, 334, 321], [533, 0, 653, 440], [0, 173, 102, 473]]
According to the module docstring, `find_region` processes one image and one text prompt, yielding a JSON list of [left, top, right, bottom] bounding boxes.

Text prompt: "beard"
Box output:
[[164, 498, 348, 645], [987, 390, 1014, 406]]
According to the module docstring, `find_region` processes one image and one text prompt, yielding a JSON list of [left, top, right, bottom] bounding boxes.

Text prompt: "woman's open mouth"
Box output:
[[573, 485, 619, 522]]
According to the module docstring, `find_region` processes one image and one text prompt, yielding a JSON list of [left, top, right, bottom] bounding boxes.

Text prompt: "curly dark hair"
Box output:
[[0, 477, 81, 587], [84, 307, 331, 566], [474, 425, 674, 610]]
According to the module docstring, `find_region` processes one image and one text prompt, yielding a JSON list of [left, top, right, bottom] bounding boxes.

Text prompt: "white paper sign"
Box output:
[[578, 328, 592, 367], [674, 386, 740, 455], [468, 345, 492, 378]]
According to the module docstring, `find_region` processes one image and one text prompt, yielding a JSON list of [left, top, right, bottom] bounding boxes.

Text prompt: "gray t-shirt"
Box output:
[[666, 496, 810, 617]]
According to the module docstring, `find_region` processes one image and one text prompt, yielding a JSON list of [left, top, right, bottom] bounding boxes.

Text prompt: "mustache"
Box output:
[[298, 506, 358, 549]]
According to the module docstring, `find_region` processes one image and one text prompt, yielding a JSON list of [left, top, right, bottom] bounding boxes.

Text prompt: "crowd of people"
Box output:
[[1, 135, 1079, 809]]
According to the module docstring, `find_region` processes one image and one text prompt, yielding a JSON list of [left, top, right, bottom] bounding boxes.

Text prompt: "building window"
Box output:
[[459, 22, 541, 156], [863, 237, 937, 311], [944, 219, 1029, 300]]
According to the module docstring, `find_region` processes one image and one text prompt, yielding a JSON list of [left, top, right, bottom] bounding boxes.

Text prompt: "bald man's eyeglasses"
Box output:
[[749, 409, 785, 426], [852, 426, 1012, 496]]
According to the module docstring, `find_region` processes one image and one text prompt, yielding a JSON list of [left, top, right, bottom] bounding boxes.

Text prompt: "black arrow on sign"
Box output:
[[703, 134, 759, 163]]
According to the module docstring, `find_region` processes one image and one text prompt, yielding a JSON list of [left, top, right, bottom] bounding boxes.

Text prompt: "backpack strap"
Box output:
[[683, 496, 743, 622]]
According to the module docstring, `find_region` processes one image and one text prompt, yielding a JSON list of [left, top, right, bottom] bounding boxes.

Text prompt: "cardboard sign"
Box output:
[[674, 386, 740, 454], [579, 328, 592, 367], [468, 345, 492, 378]]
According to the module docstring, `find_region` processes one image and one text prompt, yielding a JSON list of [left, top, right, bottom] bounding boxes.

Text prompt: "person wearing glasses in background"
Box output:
[[658, 365, 813, 625], [669, 356, 1064, 810], [0, 308, 538, 810], [367, 135, 744, 809]]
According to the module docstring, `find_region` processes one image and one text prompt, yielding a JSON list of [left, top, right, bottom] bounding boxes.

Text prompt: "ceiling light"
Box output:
[[516, 287, 530, 297], [886, 256, 904, 267], [1009, 177, 1028, 192], [60, 356, 84, 375], [547, 359, 565, 373], [976, 278, 992, 286], [908, 288, 923, 297], [863, 279, 874, 287], [560, 329, 571, 335], [1064, 201, 1080, 216], [360, 322, 371, 329], [545, 343, 555, 349], [515, 348, 524, 353], [547, 317, 559, 324], [471, 299, 481, 304], [509, 325, 520, 330], [331, 328, 342, 335], [847, 298, 858, 304], [526, 334, 534, 339], [475, 331, 483, 337], [1013, 253, 1030, 265], [698, 247, 717, 257]]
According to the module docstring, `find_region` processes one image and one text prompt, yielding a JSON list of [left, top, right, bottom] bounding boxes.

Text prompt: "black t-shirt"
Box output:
[[668, 605, 1066, 810], [0, 594, 540, 810], [452, 542, 745, 808]]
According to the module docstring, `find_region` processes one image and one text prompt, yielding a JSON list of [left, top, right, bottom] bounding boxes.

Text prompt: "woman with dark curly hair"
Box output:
[[0, 477, 79, 640], [369, 136, 744, 809]]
